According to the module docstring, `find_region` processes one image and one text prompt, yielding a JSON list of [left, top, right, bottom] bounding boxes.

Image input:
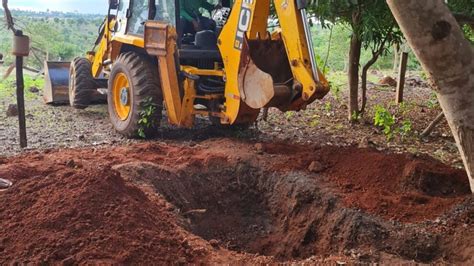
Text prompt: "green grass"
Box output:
[[327, 71, 347, 87], [0, 74, 45, 100]]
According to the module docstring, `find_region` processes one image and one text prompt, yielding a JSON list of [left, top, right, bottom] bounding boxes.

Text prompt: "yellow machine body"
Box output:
[[55, 0, 330, 133]]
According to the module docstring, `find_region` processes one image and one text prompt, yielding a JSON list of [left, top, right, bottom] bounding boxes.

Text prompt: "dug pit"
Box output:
[[1, 142, 472, 263], [114, 159, 448, 262]]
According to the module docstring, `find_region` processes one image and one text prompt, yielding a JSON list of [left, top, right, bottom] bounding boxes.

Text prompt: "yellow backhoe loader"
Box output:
[[44, 0, 329, 137]]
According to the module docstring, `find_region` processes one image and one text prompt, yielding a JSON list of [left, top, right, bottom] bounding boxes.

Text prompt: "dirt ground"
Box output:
[[0, 71, 472, 263], [0, 71, 462, 169], [0, 140, 472, 264]]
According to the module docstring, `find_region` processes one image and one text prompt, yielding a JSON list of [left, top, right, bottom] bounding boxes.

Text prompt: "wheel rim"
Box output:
[[113, 72, 131, 121]]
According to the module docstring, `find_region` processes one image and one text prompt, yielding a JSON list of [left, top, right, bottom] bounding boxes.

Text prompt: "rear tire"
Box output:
[[108, 52, 163, 138], [69, 57, 96, 109]]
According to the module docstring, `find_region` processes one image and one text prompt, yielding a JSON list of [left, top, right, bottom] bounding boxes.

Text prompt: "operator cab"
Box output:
[[114, 0, 232, 65], [176, 0, 233, 66]]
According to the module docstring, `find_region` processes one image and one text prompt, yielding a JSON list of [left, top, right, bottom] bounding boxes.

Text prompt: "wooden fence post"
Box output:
[[396, 52, 409, 104], [12, 30, 30, 148]]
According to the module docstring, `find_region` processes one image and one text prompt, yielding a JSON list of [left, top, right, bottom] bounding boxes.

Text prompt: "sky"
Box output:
[[6, 0, 109, 14]]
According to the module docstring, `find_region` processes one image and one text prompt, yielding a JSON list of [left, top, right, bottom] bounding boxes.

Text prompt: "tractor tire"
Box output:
[[108, 52, 163, 138], [69, 57, 96, 109]]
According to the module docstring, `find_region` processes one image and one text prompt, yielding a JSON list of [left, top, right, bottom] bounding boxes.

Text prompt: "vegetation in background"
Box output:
[[0, 74, 44, 100], [313, 24, 421, 72], [462, 25, 474, 44], [309, 0, 472, 121], [1, 2, 471, 142], [447, 0, 474, 43], [310, 0, 404, 120], [0, 9, 103, 68]]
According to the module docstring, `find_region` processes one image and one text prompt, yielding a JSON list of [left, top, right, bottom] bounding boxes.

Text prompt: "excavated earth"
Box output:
[[0, 139, 473, 264]]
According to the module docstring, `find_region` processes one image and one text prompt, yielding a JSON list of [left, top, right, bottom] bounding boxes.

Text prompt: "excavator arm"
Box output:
[[218, 0, 329, 124], [274, 0, 329, 102], [87, 17, 116, 78]]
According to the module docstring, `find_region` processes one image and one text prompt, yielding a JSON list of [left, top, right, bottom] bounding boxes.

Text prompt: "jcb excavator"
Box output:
[[44, 0, 329, 137]]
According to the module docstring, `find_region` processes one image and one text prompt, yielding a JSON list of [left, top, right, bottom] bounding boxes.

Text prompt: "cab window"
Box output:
[[128, 0, 150, 35], [152, 0, 176, 25]]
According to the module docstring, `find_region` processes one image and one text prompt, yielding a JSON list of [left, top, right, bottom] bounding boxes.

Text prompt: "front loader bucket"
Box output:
[[43, 61, 70, 104]]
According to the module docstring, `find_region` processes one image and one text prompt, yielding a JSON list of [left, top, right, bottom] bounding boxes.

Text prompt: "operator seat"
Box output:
[[178, 4, 233, 61]]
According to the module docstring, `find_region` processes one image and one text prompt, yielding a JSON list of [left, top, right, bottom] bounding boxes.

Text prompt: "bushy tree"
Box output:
[[309, 0, 403, 119]]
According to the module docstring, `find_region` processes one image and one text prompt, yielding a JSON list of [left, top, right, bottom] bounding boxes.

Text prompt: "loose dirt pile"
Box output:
[[267, 144, 470, 222], [0, 139, 472, 264]]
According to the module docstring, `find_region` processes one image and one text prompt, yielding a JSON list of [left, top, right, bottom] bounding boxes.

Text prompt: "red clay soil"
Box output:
[[0, 165, 200, 263], [0, 139, 472, 264], [264, 143, 471, 222]]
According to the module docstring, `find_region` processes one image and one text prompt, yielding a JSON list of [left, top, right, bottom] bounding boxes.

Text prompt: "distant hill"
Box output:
[[0, 9, 104, 68]]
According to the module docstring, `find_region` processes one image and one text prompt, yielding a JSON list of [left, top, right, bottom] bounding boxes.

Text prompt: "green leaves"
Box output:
[[462, 25, 474, 44], [310, 0, 403, 57], [447, 0, 474, 17], [373, 105, 413, 141], [138, 97, 158, 139], [373, 105, 395, 140], [399, 120, 412, 140]]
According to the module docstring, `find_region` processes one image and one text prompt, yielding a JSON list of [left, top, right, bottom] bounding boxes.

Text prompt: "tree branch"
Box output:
[[359, 27, 393, 113], [323, 26, 333, 73], [2, 0, 16, 33], [420, 112, 445, 138]]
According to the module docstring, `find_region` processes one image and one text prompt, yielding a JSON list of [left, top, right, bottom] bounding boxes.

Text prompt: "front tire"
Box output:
[[69, 57, 95, 109], [108, 52, 163, 138]]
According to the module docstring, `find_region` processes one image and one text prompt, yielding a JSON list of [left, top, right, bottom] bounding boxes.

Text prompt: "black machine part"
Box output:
[[195, 30, 218, 50]]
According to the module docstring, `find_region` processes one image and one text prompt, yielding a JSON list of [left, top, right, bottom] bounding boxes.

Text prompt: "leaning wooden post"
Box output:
[[12, 30, 30, 148], [396, 52, 408, 104]]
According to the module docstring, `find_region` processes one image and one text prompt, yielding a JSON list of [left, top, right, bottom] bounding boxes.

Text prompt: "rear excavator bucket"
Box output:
[[238, 37, 295, 110], [237, 34, 330, 112], [43, 61, 70, 104]]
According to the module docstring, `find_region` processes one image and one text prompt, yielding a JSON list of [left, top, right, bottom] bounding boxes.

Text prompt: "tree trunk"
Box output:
[[360, 63, 369, 114], [360, 54, 378, 114], [360, 37, 390, 114], [2, 0, 15, 32], [348, 32, 362, 121], [387, 0, 474, 193], [323, 27, 333, 73], [396, 52, 409, 104]]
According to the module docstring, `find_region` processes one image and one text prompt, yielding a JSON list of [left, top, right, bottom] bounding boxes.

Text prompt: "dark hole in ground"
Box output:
[[132, 162, 276, 256], [114, 160, 450, 262]]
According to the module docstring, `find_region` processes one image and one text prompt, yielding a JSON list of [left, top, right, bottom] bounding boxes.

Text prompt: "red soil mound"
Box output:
[[265, 142, 470, 222], [0, 164, 208, 263]]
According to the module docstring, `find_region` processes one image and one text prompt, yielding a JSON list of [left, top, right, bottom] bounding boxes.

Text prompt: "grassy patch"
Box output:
[[327, 71, 347, 88], [0, 74, 45, 100]]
